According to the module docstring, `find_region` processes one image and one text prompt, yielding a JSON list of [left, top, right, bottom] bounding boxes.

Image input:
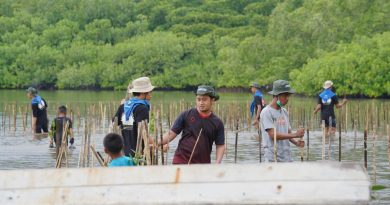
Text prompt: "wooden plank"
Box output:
[[0, 163, 370, 205]]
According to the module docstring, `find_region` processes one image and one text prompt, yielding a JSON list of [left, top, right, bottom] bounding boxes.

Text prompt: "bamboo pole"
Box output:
[[1, 104, 5, 132], [328, 116, 332, 160], [90, 145, 105, 167], [364, 106, 368, 170], [273, 120, 277, 163], [77, 105, 81, 135], [338, 116, 342, 162], [234, 118, 239, 163], [8, 104, 11, 131], [372, 124, 377, 184], [55, 121, 69, 168], [345, 103, 348, 133], [322, 120, 325, 161], [159, 109, 165, 165], [188, 128, 203, 165], [154, 110, 159, 165], [299, 114, 305, 162], [142, 120, 151, 165], [258, 123, 262, 163], [22, 106, 26, 132], [25, 104, 28, 131], [387, 124, 389, 170], [13, 103, 16, 132], [353, 119, 357, 156], [306, 110, 310, 161]]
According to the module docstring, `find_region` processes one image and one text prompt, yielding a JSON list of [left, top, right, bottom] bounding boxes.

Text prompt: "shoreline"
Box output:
[[0, 87, 389, 99]]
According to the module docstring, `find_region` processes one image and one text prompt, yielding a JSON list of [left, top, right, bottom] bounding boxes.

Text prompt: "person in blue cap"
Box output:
[[26, 87, 48, 134], [250, 83, 266, 127]]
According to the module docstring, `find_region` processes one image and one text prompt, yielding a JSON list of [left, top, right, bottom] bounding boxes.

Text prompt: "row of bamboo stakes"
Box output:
[[2, 100, 390, 134], [0, 100, 389, 174]]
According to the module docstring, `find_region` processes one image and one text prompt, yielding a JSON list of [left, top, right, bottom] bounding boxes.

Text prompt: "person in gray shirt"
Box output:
[[260, 80, 305, 162]]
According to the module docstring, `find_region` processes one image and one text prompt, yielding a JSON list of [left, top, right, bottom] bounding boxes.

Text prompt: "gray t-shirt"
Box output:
[[260, 105, 292, 162]]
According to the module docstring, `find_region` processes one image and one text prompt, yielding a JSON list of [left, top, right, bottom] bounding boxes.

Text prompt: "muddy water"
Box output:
[[0, 90, 389, 204]]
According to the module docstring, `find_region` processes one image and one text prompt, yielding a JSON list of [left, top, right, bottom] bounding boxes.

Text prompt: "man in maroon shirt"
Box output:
[[159, 85, 225, 164]]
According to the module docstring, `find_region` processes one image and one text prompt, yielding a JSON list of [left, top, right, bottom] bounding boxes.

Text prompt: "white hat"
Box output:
[[128, 77, 154, 93], [323, 80, 333, 89]]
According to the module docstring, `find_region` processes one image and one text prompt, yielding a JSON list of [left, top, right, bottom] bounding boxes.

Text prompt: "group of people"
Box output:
[[26, 87, 74, 157], [26, 77, 347, 166]]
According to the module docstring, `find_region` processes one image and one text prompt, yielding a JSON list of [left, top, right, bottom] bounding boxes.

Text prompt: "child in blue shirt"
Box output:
[[104, 133, 135, 167]]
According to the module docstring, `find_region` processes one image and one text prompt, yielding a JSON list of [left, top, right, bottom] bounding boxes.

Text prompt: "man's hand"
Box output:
[[296, 140, 305, 148], [252, 119, 259, 127], [295, 128, 305, 138]]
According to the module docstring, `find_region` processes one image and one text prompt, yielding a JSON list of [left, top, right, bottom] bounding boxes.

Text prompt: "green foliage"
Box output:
[[0, 0, 389, 97], [291, 32, 390, 97], [371, 185, 386, 191]]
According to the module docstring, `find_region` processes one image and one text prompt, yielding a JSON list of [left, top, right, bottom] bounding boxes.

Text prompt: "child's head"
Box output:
[[103, 133, 123, 156], [57, 105, 67, 116]]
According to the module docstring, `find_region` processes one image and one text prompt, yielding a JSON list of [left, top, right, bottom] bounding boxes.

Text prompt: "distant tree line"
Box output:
[[0, 0, 389, 97]]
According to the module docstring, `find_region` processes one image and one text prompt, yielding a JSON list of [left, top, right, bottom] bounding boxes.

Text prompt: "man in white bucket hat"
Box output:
[[314, 80, 347, 137], [112, 77, 154, 158]]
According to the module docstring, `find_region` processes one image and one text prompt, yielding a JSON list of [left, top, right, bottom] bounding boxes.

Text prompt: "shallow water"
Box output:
[[0, 90, 389, 204]]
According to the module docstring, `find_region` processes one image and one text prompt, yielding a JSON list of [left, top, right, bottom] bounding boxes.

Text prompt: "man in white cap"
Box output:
[[314, 80, 347, 136], [260, 80, 305, 162], [112, 77, 154, 157]]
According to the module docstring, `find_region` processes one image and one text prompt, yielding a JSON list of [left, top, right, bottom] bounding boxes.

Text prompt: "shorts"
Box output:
[[321, 116, 336, 128], [35, 123, 48, 133]]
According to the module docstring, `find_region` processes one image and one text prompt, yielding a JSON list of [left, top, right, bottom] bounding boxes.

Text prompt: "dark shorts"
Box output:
[[35, 123, 48, 133], [321, 116, 336, 128]]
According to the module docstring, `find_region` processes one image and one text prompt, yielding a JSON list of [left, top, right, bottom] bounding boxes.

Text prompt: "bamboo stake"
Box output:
[[90, 145, 106, 167], [77, 105, 81, 135], [273, 120, 277, 163], [258, 123, 262, 163], [154, 110, 159, 165], [338, 116, 342, 162], [387, 124, 389, 170], [372, 124, 377, 184], [328, 117, 332, 160], [136, 121, 143, 157], [306, 110, 310, 161], [188, 128, 203, 165], [13, 103, 16, 132], [364, 106, 368, 170], [353, 119, 357, 156], [234, 118, 239, 163], [299, 116, 305, 162], [159, 109, 165, 165], [322, 120, 325, 160], [142, 120, 151, 165], [8, 104, 11, 131], [21, 106, 26, 132], [345, 103, 348, 133], [224, 127, 228, 159], [25, 104, 28, 131], [55, 121, 69, 168], [1, 104, 5, 132]]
